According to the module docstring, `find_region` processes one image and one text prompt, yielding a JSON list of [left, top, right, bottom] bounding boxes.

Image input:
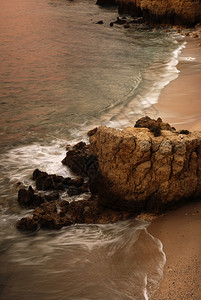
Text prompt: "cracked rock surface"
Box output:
[[89, 126, 201, 211]]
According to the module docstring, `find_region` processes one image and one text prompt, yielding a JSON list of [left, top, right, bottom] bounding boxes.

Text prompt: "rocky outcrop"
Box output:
[[16, 117, 201, 231], [98, 0, 201, 26], [89, 123, 201, 212]]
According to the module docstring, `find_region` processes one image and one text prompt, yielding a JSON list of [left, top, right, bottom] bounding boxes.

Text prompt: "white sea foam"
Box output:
[[0, 139, 72, 189], [132, 41, 186, 109], [179, 56, 196, 61], [70, 39, 187, 135]]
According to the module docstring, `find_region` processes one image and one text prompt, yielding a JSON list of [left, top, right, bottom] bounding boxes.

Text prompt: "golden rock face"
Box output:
[[89, 124, 201, 210]]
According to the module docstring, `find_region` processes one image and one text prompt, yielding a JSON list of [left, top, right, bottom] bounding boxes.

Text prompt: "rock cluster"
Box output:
[[98, 0, 201, 26], [16, 117, 201, 231], [16, 145, 133, 231], [16, 191, 132, 231]]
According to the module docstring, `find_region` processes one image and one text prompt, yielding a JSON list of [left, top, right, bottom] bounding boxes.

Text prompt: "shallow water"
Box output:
[[0, 0, 184, 149], [0, 0, 185, 298], [0, 218, 166, 300]]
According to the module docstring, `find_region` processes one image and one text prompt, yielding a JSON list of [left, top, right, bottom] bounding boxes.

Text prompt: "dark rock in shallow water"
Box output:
[[69, 177, 84, 187], [96, 20, 104, 24], [67, 197, 134, 224], [96, 0, 116, 6], [62, 142, 99, 180], [17, 186, 59, 209], [18, 186, 35, 207], [114, 17, 127, 25], [179, 129, 190, 135], [67, 186, 82, 196], [16, 195, 134, 231], [32, 168, 87, 191], [33, 169, 67, 190], [16, 217, 39, 232], [33, 201, 72, 230]]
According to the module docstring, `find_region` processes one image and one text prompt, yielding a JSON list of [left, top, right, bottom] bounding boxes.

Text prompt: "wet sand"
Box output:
[[149, 202, 201, 300], [148, 36, 201, 300], [151, 36, 201, 131]]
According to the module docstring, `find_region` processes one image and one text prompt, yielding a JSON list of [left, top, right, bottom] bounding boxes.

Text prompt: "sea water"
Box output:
[[0, 0, 185, 298]]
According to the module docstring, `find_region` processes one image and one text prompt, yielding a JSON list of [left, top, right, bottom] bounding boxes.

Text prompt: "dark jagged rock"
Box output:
[[62, 142, 99, 180], [18, 186, 35, 207], [32, 169, 86, 191], [67, 197, 134, 224], [17, 195, 134, 231], [96, 0, 117, 7], [17, 186, 59, 209], [134, 116, 175, 132], [16, 217, 39, 232], [66, 182, 89, 196], [96, 20, 104, 24], [179, 129, 190, 135], [33, 201, 72, 230], [33, 169, 67, 190], [67, 186, 82, 196], [114, 17, 128, 25]]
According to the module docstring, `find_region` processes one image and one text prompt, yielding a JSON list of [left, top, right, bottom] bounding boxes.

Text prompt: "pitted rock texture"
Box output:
[[113, 0, 201, 25], [89, 126, 201, 211]]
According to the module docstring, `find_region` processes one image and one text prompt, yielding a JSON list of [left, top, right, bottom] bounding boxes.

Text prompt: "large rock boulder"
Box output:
[[89, 124, 201, 212]]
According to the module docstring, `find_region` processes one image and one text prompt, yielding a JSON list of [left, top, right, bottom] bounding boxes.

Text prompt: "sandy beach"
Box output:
[[149, 201, 201, 300], [148, 34, 201, 300], [151, 35, 201, 131]]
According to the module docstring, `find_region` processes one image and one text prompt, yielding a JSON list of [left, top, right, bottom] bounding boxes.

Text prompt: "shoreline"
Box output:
[[149, 201, 201, 300], [147, 34, 201, 299], [148, 34, 201, 131]]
